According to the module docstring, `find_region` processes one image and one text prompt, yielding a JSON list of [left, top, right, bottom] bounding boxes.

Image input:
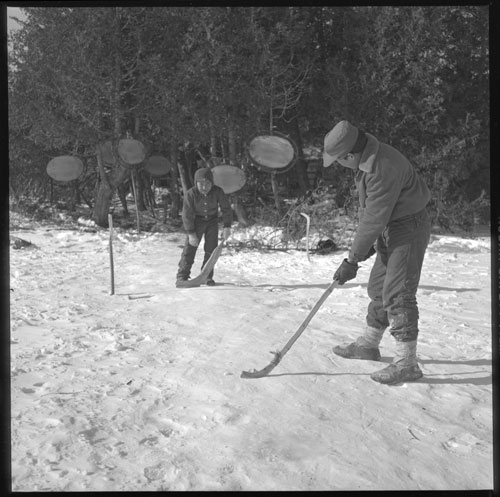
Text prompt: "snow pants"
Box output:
[[366, 208, 431, 342], [177, 217, 219, 280]]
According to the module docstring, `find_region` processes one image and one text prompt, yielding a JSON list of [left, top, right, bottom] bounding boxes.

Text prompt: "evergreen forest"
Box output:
[[8, 6, 490, 239]]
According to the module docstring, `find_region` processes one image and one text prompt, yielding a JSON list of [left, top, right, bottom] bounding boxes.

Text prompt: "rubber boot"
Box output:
[[370, 340, 423, 384], [332, 326, 384, 361], [176, 272, 190, 285]]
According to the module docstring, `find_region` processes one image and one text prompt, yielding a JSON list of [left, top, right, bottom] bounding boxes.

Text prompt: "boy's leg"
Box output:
[[176, 236, 198, 280], [177, 218, 207, 280], [201, 219, 219, 280]]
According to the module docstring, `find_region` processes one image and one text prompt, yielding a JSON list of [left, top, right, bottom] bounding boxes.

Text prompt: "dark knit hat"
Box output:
[[194, 167, 213, 183]]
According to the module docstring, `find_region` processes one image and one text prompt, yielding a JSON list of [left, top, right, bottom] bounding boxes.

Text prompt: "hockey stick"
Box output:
[[176, 239, 225, 288], [241, 280, 339, 379]]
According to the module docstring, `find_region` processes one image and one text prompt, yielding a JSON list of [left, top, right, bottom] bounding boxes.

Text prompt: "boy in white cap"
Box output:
[[324, 120, 431, 384], [176, 167, 232, 286]]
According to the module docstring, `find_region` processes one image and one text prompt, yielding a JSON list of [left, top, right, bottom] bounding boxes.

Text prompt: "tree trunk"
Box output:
[[112, 9, 122, 137], [183, 146, 196, 186], [170, 192, 181, 220], [233, 197, 249, 227], [209, 118, 217, 158], [271, 173, 282, 215], [9, 177, 18, 201], [177, 158, 189, 198], [227, 112, 249, 226], [169, 139, 181, 219], [116, 179, 130, 215], [227, 120, 237, 166], [71, 180, 79, 211], [94, 181, 114, 228], [284, 116, 309, 196], [93, 144, 131, 227], [133, 169, 147, 211]]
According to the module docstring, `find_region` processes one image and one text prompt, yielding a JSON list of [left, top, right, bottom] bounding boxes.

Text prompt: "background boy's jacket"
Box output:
[[182, 185, 232, 234]]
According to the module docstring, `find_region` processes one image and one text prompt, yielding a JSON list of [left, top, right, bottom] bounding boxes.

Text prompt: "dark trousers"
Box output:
[[177, 217, 219, 280], [366, 208, 431, 342]]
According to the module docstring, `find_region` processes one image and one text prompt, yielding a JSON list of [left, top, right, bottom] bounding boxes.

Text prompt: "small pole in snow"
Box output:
[[300, 212, 311, 262], [108, 213, 115, 295]]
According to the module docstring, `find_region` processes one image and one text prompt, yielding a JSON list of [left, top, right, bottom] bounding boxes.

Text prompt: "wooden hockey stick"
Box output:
[[175, 240, 225, 288], [241, 280, 339, 378]]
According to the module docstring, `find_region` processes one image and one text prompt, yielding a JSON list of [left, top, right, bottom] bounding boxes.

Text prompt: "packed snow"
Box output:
[[9, 213, 493, 491]]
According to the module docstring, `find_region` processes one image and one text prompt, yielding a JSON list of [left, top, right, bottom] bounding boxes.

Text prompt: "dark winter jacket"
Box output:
[[182, 185, 232, 234], [349, 133, 431, 262]]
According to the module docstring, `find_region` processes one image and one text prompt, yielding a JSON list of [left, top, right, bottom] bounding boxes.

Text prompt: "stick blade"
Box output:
[[240, 353, 281, 379], [175, 278, 204, 288], [175, 241, 224, 289], [240, 367, 274, 379]]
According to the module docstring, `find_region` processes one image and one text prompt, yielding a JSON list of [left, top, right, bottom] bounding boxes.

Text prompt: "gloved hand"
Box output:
[[359, 246, 376, 262], [333, 259, 358, 285], [223, 227, 231, 240], [188, 233, 199, 247]]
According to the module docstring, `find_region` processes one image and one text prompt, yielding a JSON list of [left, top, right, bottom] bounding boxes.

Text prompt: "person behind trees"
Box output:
[[323, 120, 431, 385], [176, 167, 232, 286]]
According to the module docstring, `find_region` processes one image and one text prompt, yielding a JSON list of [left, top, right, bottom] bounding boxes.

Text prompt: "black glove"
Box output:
[[359, 246, 376, 262], [333, 259, 358, 285]]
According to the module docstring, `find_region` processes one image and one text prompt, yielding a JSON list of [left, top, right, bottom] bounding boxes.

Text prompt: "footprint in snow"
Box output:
[[140, 401, 190, 435], [442, 432, 484, 455], [212, 403, 251, 426]]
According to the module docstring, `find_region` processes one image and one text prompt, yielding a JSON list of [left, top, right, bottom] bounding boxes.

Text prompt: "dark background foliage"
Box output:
[[8, 6, 489, 234]]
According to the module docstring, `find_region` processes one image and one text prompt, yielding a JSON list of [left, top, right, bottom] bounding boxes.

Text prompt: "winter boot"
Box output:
[[175, 273, 190, 287], [332, 326, 384, 361], [370, 340, 423, 384]]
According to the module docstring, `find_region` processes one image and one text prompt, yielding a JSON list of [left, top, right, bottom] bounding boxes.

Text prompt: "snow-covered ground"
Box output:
[[9, 214, 493, 491]]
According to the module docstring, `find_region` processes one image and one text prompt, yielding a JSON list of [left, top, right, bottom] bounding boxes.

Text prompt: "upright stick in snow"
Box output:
[[300, 212, 311, 262], [241, 280, 339, 378], [108, 213, 115, 295]]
